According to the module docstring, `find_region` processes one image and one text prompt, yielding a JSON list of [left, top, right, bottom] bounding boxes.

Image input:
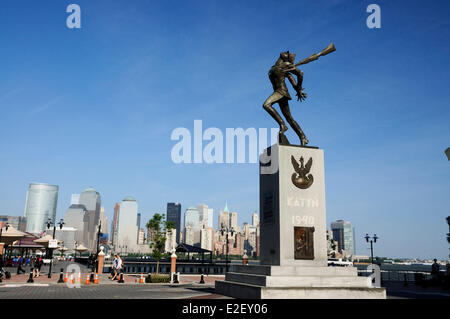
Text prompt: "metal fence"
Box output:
[[357, 268, 447, 282]]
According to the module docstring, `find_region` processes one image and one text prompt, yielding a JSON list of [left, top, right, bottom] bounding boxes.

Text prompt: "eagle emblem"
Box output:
[[291, 155, 314, 189]]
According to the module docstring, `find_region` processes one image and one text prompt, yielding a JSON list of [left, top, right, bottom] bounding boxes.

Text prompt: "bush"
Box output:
[[149, 274, 170, 283]]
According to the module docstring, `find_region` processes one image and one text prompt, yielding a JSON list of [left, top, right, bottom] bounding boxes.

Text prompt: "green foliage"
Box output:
[[146, 213, 175, 274], [149, 274, 170, 283]]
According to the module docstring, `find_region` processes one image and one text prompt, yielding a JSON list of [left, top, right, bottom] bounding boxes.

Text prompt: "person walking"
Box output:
[[431, 259, 440, 281], [34, 256, 42, 277], [116, 254, 123, 279], [16, 256, 26, 274], [110, 254, 118, 280]]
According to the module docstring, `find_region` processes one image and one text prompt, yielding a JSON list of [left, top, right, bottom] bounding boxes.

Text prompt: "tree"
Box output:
[[146, 213, 175, 275]]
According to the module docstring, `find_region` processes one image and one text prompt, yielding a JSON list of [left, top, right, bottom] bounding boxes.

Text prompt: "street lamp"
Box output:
[[220, 226, 235, 272], [95, 221, 102, 273], [47, 218, 65, 278], [365, 234, 378, 264], [74, 241, 78, 258]]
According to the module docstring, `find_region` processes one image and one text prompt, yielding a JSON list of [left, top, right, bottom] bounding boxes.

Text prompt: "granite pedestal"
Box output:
[[215, 144, 386, 299]]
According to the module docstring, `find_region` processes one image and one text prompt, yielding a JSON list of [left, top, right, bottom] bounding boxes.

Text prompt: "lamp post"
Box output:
[[47, 218, 65, 278], [74, 241, 78, 259], [446, 216, 450, 258], [220, 226, 235, 272], [365, 234, 378, 264], [95, 221, 102, 273]]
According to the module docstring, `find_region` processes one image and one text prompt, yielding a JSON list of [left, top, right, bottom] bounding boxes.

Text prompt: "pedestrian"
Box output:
[[17, 256, 26, 274], [34, 256, 42, 277], [431, 259, 440, 281], [110, 254, 118, 280], [116, 253, 123, 278]]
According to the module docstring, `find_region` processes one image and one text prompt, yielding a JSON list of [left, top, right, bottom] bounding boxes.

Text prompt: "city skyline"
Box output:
[[1, 181, 449, 260], [0, 1, 449, 260]]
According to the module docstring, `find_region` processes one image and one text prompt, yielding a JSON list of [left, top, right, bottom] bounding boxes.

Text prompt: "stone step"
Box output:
[[225, 272, 371, 288], [232, 265, 358, 277], [215, 280, 386, 299]]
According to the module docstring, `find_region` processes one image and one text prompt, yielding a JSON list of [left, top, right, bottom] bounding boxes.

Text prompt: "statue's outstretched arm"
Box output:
[[287, 70, 307, 102]]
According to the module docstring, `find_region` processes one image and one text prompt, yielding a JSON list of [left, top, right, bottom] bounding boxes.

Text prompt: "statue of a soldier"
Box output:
[[263, 44, 336, 146]]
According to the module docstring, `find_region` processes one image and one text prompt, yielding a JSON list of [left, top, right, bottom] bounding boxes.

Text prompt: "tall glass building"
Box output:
[[24, 183, 59, 234], [167, 202, 181, 244], [330, 220, 356, 256]]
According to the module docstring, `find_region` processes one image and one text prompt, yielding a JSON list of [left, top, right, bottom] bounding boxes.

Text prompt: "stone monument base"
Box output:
[[215, 265, 386, 299]]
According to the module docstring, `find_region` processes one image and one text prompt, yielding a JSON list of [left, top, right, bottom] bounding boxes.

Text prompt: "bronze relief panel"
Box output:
[[294, 226, 315, 260]]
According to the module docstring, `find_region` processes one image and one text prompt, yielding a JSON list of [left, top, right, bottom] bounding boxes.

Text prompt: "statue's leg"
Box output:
[[263, 93, 288, 132], [279, 101, 309, 146]]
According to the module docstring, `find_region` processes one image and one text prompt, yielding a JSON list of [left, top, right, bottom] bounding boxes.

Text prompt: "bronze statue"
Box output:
[[263, 43, 336, 146]]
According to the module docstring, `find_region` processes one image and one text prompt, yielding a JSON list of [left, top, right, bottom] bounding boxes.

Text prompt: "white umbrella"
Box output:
[[33, 235, 63, 248], [74, 244, 88, 257]]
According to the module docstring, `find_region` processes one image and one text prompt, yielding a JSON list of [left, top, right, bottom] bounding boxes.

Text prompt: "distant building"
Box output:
[[164, 228, 177, 252], [184, 207, 202, 246], [326, 229, 338, 258], [116, 196, 139, 253], [230, 212, 238, 230], [78, 187, 101, 251], [99, 207, 108, 235], [54, 227, 77, 252], [207, 208, 213, 228], [111, 203, 120, 248], [70, 194, 80, 205], [184, 225, 195, 246], [147, 226, 158, 243], [167, 202, 181, 244], [0, 215, 27, 232], [138, 228, 146, 245], [64, 204, 88, 247], [218, 203, 230, 229], [331, 220, 355, 256], [252, 212, 259, 227], [24, 183, 59, 234], [200, 226, 214, 251]]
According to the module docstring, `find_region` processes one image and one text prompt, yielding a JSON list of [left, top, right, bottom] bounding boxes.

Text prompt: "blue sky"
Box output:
[[0, 0, 449, 259]]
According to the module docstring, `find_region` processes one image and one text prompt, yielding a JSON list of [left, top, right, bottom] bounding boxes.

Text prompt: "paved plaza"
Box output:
[[1, 262, 449, 299]]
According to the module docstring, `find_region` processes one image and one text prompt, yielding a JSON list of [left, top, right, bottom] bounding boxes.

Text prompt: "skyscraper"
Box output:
[[230, 212, 238, 230], [331, 220, 356, 256], [184, 206, 201, 246], [252, 212, 259, 227], [24, 183, 58, 234], [184, 207, 201, 229], [78, 187, 101, 251], [99, 207, 108, 235], [218, 202, 230, 229], [70, 194, 80, 205], [197, 204, 212, 229], [64, 204, 88, 246], [167, 202, 181, 244], [116, 196, 139, 253], [207, 208, 214, 228], [111, 203, 120, 248], [200, 227, 214, 251]]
